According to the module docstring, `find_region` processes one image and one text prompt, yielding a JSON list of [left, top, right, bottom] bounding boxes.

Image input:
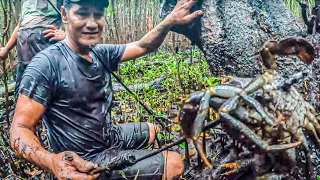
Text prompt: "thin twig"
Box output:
[[170, 46, 186, 95]]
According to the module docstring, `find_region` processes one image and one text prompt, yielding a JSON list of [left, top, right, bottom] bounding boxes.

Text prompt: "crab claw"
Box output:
[[194, 138, 213, 168], [179, 103, 199, 139], [180, 90, 213, 168], [190, 90, 212, 168], [283, 37, 315, 63], [261, 37, 315, 69]]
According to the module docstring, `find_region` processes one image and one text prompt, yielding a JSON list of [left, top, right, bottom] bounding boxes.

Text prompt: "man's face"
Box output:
[[63, 3, 105, 46]]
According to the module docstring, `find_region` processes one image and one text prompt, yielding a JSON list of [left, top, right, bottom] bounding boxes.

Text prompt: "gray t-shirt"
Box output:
[[19, 41, 126, 158]]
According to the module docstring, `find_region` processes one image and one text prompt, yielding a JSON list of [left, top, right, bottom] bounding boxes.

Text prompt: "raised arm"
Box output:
[[10, 94, 99, 180], [0, 22, 20, 60], [120, 0, 203, 62]]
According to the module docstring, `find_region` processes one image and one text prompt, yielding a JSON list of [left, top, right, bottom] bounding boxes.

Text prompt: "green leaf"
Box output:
[[119, 170, 127, 179], [179, 142, 186, 149], [133, 169, 140, 180], [157, 133, 165, 140]]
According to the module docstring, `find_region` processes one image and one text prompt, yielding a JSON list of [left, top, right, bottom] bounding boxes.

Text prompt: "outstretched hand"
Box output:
[[43, 25, 66, 42], [167, 0, 203, 25], [50, 151, 100, 180], [0, 47, 9, 60]]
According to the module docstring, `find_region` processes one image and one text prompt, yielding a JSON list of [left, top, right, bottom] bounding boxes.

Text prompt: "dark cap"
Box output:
[[63, 0, 109, 8]]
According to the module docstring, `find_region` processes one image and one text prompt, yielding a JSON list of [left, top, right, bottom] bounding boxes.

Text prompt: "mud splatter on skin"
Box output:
[[21, 145, 28, 156], [13, 137, 21, 152], [63, 152, 74, 161]]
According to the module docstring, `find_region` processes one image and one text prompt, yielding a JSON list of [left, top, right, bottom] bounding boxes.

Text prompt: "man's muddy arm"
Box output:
[[10, 94, 99, 179], [120, 0, 203, 62], [10, 94, 54, 172], [120, 18, 173, 62]]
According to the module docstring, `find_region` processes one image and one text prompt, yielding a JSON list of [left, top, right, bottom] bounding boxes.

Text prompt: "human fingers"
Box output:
[[180, 10, 203, 24], [44, 32, 56, 39], [46, 25, 58, 30], [60, 171, 100, 180], [43, 29, 55, 35], [68, 152, 98, 173], [185, 0, 198, 8]]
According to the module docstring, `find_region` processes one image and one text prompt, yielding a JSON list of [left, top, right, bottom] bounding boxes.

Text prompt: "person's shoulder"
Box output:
[[92, 44, 126, 53], [38, 42, 64, 57], [30, 42, 65, 67], [92, 44, 109, 51], [93, 43, 124, 50]]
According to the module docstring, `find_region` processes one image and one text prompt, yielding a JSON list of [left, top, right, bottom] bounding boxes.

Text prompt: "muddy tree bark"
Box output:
[[160, 0, 320, 109]]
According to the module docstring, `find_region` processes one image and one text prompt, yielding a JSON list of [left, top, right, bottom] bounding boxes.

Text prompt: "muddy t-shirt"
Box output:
[[18, 41, 126, 158]]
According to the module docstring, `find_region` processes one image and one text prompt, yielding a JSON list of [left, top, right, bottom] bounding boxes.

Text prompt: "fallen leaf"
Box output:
[[174, 117, 179, 123]]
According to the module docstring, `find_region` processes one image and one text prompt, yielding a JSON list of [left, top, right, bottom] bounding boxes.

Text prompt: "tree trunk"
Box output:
[[160, 0, 320, 110]]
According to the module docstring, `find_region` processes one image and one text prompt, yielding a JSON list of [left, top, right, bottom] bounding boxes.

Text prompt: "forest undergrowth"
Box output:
[[0, 0, 312, 179], [0, 48, 220, 179]]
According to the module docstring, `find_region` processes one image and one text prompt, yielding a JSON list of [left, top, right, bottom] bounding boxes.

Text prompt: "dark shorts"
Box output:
[[90, 122, 165, 180]]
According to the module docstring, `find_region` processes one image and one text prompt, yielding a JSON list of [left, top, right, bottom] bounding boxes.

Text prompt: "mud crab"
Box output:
[[179, 37, 320, 179]]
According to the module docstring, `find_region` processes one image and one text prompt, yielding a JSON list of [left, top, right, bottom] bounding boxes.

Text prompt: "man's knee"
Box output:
[[146, 123, 160, 145], [162, 151, 184, 179]]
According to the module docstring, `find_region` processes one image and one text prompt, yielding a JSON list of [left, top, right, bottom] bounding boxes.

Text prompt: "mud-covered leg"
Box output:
[[303, 121, 320, 146], [209, 85, 242, 98], [185, 91, 205, 104], [305, 111, 320, 145], [192, 90, 211, 139], [238, 93, 275, 125], [185, 85, 242, 103], [191, 90, 212, 168], [243, 72, 274, 94], [220, 111, 301, 152], [278, 71, 310, 91], [220, 96, 301, 152]]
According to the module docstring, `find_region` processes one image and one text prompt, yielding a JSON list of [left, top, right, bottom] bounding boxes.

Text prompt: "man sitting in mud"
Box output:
[[10, 0, 203, 179]]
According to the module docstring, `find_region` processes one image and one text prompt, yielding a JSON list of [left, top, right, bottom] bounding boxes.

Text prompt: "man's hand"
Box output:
[[50, 151, 100, 180], [43, 25, 66, 42], [0, 47, 9, 60], [167, 0, 203, 25], [121, 0, 203, 62]]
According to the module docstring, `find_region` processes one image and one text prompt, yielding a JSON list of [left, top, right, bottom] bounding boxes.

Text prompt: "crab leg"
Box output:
[[238, 93, 275, 125], [233, 106, 263, 124], [209, 96, 228, 109], [209, 85, 242, 98], [190, 90, 211, 168], [302, 121, 320, 146], [305, 111, 320, 141], [220, 96, 302, 152], [221, 159, 253, 177], [278, 70, 310, 91], [243, 72, 274, 94], [211, 149, 237, 179], [220, 111, 301, 152], [184, 85, 242, 104], [186, 91, 205, 104], [192, 90, 211, 139]]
